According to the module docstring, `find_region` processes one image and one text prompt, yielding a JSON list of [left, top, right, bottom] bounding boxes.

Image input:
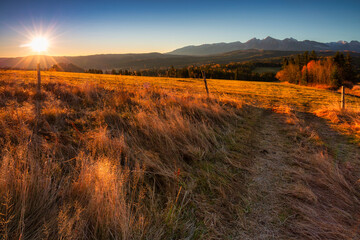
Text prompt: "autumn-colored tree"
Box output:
[[49, 64, 62, 72], [276, 52, 355, 88], [276, 63, 301, 83], [301, 65, 308, 85]]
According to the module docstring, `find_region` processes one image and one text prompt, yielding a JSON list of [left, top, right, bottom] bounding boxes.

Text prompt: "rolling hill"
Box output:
[[0, 50, 300, 71], [1, 49, 360, 71], [1, 70, 359, 239]]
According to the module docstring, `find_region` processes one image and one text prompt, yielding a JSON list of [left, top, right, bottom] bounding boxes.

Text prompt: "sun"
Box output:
[[29, 37, 49, 53]]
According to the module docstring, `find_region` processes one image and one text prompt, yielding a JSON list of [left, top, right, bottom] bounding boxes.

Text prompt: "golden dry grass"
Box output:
[[314, 107, 360, 145], [0, 70, 247, 239], [0, 70, 359, 239], [271, 106, 360, 239], [344, 84, 360, 97], [3, 70, 360, 110]]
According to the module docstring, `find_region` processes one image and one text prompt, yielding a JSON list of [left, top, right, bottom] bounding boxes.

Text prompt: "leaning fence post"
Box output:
[[34, 62, 42, 133], [341, 85, 345, 110], [202, 71, 209, 97], [37, 63, 41, 94]]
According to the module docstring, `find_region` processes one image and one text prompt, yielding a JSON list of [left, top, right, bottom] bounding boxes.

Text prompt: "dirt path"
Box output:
[[235, 108, 292, 239]]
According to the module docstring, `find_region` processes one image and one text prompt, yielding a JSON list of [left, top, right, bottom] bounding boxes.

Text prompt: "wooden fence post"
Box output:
[[341, 85, 345, 110], [35, 62, 42, 132], [37, 63, 41, 94], [202, 71, 209, 97]]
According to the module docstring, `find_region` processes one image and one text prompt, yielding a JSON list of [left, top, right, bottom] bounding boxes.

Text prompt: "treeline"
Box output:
[[107, 61, 280, 82], [85, 69, 104, 74], [276, 51, 357, 88]]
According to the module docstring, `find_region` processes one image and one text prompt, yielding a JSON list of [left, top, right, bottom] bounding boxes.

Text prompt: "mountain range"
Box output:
[[1, 37, 359, 71], [168, 37, 360, 56]]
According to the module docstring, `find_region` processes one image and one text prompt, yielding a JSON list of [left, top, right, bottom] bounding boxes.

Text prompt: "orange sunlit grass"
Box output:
[[0, 70, 359, 239]]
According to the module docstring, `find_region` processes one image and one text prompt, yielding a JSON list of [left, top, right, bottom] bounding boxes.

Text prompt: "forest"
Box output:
[[276, 51, 358, 88], [47, 51, 360, 87], [108, 61, 280, 82]]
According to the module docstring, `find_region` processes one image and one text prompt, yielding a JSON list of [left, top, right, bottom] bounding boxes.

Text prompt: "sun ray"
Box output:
[[13, 55, 34, 69], [14, 20, 60, 55]]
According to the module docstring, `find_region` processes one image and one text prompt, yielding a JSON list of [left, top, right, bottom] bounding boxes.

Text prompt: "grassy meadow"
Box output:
[[0, 70, 360, 239]]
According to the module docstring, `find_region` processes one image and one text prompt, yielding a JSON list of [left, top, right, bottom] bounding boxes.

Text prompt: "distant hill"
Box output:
[[168, 37, 360, 56], [0, 56, 70, 70], [0, 50, 302, 70], [1, 49, 360, 71], [49, 63, 85, 73]]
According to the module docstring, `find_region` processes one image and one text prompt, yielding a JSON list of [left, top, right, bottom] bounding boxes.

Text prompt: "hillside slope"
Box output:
[[0, 70, 359, 239], [3, 50, 360, 71], [0, 50, 299, 70]]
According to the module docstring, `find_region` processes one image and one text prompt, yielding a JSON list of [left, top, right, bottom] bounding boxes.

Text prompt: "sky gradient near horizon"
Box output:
[[1, 0, 360, 57]]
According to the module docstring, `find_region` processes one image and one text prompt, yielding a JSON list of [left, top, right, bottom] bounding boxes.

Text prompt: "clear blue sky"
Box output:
[[1, 0, 359, 57]]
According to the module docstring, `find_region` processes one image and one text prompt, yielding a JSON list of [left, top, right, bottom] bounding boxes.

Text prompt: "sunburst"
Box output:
[[28, 37, 49, 53]]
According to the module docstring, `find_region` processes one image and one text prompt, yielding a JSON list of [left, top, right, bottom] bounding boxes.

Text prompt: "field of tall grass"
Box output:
[[0, 70, 359, 239]]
